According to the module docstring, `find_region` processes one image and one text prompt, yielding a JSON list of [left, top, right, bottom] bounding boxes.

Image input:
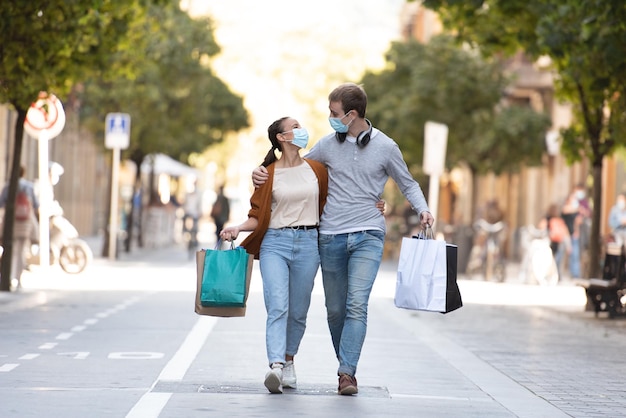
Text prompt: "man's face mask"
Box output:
[[329, 111, 352, 133]]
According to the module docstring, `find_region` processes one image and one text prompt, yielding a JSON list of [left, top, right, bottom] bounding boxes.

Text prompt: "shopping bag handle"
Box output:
[[214, 239, 236, 250], [412, 225, 435, 240]]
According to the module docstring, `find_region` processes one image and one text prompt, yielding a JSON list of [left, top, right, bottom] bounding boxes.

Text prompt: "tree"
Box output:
[[0, 1, 166, 291], [422, 0, 626, 278], [77, 2, 249, 251], [360, 36, 549, 210]]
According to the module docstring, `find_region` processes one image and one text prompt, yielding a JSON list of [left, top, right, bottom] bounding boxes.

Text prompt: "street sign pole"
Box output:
[[109, 147, 121, 261], [105, 113, 131, 261], [423, 121, 449, 223], [24, 93, 66, 272], [37, 129, 51, 269]]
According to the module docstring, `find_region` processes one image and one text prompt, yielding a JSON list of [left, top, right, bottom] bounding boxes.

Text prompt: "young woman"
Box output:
[[220, 117, 328, 394]]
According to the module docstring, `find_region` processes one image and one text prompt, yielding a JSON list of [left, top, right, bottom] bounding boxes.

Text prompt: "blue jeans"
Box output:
[[319, 230, 385, 376], [569, 237, 581, 278], [259, 228, 320, 366]]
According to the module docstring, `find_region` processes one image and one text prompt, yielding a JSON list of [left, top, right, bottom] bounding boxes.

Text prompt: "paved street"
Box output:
[[1, 236, 625, 417]]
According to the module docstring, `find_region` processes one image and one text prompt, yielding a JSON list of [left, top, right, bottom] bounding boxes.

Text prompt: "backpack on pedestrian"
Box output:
[[15, 190, 31, 222], [547, 216, 567, 243]]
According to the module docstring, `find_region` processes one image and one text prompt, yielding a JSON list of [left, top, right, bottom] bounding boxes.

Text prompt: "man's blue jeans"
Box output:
[[260, 228, 320, 366], [319, 230, 385, 376]]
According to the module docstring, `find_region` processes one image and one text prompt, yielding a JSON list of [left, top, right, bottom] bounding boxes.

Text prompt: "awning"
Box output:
[[140, 153, 198, 177]]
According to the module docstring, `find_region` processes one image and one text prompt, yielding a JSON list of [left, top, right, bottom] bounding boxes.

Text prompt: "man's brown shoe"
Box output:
[[338, 373, 358, 395]]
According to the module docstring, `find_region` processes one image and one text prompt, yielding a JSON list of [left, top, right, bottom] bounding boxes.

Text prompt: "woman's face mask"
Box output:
[[283, 127, 309, 148]]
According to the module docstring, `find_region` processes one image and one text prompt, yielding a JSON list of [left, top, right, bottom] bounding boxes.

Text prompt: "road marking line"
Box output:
[[0, 364, 19, 372], [71, 325, 87, 332], [84, 318, 98, 325], [19, 354, 40, 360], [157, 316, 217, 381], [125, 393, 172, 418], [39, 343, 58, 350], [108, 352, 164, 360], [56, 333, 73, 340], [125, 316, 217, 418], [57, 352, 89, 360]]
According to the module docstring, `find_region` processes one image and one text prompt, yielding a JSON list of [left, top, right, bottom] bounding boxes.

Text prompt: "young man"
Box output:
[[253, 83, 434, 395]]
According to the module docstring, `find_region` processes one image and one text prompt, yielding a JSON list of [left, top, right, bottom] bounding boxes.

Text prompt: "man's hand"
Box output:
[[375, 200, 385, 215], [420, 211, 435, 229], [252, 166, 269, 188]]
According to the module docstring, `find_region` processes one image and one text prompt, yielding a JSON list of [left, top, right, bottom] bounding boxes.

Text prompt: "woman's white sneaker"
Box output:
[[264, 363, 283, 394], [282, 360, 297, 388]]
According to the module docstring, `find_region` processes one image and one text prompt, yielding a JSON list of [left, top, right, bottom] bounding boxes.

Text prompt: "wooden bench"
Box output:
[[575, 245, 626, 318]]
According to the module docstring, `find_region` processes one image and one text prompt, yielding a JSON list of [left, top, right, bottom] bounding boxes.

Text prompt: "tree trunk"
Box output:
[[588, 163, 603, 278], [0, 108, 27, 291]]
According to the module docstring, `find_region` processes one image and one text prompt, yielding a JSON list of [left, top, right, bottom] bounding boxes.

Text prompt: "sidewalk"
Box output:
[[0, 234, 590, 314]]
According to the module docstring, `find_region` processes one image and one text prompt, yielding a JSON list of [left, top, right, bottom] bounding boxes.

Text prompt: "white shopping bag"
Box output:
[[395, 236, 448, 312]]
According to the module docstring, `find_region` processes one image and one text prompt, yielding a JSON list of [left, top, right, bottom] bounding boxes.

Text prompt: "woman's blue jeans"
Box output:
[[569, 237, 581, 278], [319, 230, 385, 377], [259, 228, 320, 366]]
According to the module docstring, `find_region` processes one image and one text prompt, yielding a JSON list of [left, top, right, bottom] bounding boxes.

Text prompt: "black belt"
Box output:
[[285, 225, 318, 230]]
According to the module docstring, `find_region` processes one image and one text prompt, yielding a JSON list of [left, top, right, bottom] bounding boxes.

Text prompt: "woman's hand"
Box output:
[[220, 226, 240, 241]]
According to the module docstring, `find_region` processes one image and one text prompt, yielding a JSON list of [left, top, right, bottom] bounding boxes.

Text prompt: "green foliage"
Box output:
[[0, 0, 168, 289], [421, 0, 626, 277], [0, 0, 155, 111], [361, 35, 549, 174], [78, 1, 249, 163], [422, 0, 626, 164]]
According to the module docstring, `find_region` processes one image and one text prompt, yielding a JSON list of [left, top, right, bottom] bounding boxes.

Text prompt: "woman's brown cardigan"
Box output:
[[240, 159, 328, 259]]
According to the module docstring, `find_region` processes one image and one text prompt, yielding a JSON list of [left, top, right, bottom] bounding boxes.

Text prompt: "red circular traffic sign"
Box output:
[[24, 92, 66, 140]]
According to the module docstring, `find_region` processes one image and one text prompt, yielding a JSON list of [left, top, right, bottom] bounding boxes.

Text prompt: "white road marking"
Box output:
[[125, 316, 218, 418], [84, 318, 98, 325], [58, 352, 89, 360], [56, 333, 73, 340], [157, 316, 217, 381], [125, 393, 172, 418], [108, 352, 164, 360], [19, 354, 40, 360], [38, 343, 58, 350], [71, 325, 87, 332], [0, 364, 19, 372]]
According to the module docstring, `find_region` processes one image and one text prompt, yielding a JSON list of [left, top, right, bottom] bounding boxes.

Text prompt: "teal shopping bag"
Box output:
[[201, 242, 252, 308]]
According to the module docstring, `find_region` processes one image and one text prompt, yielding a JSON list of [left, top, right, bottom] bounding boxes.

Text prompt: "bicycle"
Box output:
[[467, 219, 507, 282]]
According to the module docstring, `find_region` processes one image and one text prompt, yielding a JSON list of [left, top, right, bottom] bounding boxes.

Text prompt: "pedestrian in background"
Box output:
[[0, 166, 39, 290], [539, 203, 570, 280], [220, 116, 328, 394], [183, 180, 202, 253], [561, 191, 583, 278], [210, 185, 230, 243], [253, 83, 434, 395], [608, 193, 626, 248]]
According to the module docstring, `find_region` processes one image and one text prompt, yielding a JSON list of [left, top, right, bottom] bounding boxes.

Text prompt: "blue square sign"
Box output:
[[105, 113, 131, 149]]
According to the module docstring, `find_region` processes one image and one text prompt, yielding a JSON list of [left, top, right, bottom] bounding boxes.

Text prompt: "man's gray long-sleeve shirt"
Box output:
[[306, 127, 430, 235]]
